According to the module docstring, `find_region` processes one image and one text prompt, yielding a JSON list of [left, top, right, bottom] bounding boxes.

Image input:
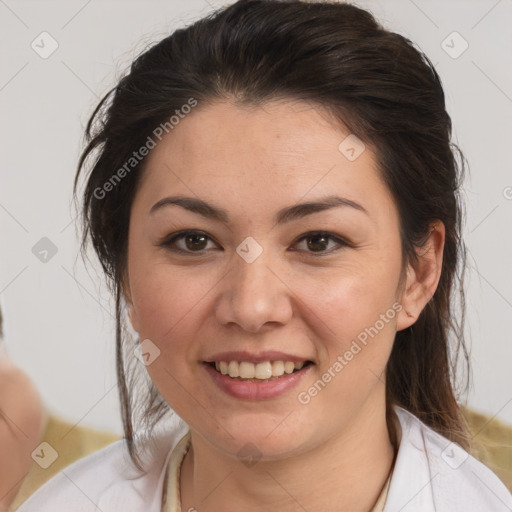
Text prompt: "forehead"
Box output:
[[135, 99, 395, 219], [150, 99, 359, 170]]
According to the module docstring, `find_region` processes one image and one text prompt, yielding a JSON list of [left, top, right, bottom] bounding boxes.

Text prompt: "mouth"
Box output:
[[204, 360, 315, 382]]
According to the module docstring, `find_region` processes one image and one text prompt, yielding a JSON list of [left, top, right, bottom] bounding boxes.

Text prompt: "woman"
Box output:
[[16, 1, 512, 510]]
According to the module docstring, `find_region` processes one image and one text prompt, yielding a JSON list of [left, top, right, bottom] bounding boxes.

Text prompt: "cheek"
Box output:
[[293, 270, 399, 417], [298, 264, 400, 344], [128, 265, 213, 408], [129, 257, 213, 338], [293, 261, 401, 401]]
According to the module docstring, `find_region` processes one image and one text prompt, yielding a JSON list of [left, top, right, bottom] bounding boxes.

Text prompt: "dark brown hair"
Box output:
[[75, 0, 470, 466]]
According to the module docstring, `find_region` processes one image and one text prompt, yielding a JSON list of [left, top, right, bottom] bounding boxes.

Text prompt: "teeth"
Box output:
[[212, 360, 308, 380], [284, 361, 295, 374], [239, 362, 255, 379], [272, 360, 284, 376], [228, 361, 239, 378], [255, 362, 272, 379]]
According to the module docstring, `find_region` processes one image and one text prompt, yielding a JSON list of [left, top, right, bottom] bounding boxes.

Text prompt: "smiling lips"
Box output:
[[203, 353, 314, 399], [212, 360, 309, 380]]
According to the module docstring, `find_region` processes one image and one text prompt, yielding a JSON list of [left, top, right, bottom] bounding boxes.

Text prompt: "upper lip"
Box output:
[[203, 351, 314, 364]]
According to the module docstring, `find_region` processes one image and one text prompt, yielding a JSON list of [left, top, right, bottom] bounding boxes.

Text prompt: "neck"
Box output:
[[180, 387, 396, 512]]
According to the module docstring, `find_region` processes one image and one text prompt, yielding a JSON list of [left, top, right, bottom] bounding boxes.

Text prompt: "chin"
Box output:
[[203, 413, 315, 462]]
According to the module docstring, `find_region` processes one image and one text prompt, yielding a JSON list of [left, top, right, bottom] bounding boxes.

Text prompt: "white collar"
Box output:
[[15, 406, 512, 511]]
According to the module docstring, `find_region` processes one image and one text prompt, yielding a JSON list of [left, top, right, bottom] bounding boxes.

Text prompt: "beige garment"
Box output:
[[163, 431, 191, 512], [370, 475, 391, 512], [163, 432, 391, 512]]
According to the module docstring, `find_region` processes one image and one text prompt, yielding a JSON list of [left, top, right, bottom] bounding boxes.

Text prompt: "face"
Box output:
[[126, 99, 410, 460]]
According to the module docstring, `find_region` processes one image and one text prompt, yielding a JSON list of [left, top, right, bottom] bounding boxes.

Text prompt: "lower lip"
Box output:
[[202, 363, 313, 400]]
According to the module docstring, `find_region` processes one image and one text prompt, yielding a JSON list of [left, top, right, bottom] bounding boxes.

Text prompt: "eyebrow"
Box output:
[[149, 194, 368, 225]]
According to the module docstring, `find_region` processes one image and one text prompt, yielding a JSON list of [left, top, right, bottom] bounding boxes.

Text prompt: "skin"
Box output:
[[126, 99, 444, 512], [0, 346, 46, 512]]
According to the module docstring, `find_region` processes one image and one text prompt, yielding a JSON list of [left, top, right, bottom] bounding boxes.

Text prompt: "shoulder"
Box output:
[[15, 416, 189, 512], [385, 406, 512, 512], [44, 413, 119, 454], [9, 413, 119, 510]]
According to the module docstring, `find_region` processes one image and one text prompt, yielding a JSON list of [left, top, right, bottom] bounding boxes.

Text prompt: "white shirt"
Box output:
[[15, 407, 512, 511]]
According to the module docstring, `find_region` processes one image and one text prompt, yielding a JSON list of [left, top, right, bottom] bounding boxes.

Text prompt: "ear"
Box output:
[[122, 273, 140, 333], [396, 221, 445, 331]]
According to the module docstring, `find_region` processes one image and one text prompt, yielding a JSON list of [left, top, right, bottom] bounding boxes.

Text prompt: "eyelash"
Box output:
[[158, 229, 350, 256]]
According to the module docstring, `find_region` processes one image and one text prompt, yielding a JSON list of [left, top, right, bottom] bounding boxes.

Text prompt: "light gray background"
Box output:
[[1, 0, 511, 435]]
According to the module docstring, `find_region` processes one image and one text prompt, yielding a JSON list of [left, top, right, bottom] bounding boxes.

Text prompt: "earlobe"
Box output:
[[396, 265, 420, 331], [122, 276, 139, 333], [397, 221, 445, 331]]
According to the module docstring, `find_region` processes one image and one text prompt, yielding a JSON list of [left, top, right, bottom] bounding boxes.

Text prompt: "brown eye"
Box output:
[[184, 233, 208, 251], [306, 234, 330, 252], [159, 230, 218, 254], [293, 231, 348, 255]]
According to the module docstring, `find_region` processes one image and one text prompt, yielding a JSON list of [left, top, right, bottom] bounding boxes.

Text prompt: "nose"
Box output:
[[214, 251, 293, 333]]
